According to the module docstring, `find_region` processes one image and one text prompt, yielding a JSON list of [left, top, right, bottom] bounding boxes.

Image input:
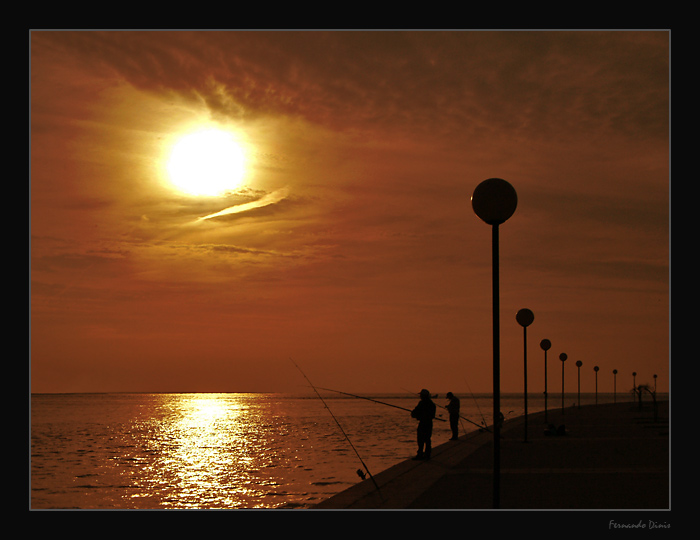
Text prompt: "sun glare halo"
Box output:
[[166, 128, 247, 197]]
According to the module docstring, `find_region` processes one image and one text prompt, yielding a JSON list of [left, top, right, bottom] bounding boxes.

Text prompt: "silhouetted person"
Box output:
[[411, 389, 436, 460], [445, 392, 460, 440]]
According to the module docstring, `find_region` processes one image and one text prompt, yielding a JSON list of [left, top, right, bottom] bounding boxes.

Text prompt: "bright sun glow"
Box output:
[[167, 129, 247, 196]]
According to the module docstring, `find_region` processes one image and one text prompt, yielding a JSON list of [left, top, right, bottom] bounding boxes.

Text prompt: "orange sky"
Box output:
[[30, 30, 669, 395]]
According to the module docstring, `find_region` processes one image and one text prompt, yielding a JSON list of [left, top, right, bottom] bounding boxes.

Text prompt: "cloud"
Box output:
[[195, 186, 290, 222], [33, 31, 668, 148]]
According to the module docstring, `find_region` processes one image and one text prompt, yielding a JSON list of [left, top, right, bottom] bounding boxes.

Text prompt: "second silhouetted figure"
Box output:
[[446, 392, 461, 440], [411, 389, 436, 460]]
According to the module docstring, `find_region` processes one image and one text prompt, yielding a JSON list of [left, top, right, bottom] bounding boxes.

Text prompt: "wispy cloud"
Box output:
[[194, 187, 290, 222]]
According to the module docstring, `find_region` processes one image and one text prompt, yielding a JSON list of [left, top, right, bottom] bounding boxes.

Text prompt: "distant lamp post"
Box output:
[[575, 360, 583, 408], [559, 353, 567, 412], [516, 308, 534, 442], [594, 366, 599, 404], [632, 371, 637, 404], [613, 369, 618, 403], [540, 339, 552, 423], [471, 177, 517, 510], [653, 374, 658, 393]]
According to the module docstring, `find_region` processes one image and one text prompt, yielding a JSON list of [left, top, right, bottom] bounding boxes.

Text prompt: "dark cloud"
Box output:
[[33, 31, 669, 146]]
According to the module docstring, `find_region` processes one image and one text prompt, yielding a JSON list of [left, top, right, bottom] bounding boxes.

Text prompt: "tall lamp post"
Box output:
[[594, 366, 599, 404], [559, 353, 567, 412], [471, 177, 517, 510], [613, 369, 618, 403], [633, 371, 637, 405], [540, 339, 551, 423], [575, 360, 582, 408], [516, 308, 534, 442]]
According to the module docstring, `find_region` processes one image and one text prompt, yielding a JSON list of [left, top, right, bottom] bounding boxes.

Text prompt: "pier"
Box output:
[[314, 400, 669, 510]]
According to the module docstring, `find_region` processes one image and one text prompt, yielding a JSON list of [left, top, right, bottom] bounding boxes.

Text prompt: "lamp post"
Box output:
[[575, 360, 582, 408], [594, 366, 599, 404], [516, 308, 534, 442], [633, 371, 637, 405], [654, 374, 658, 393], [540, 339, 551, 424], [559, 353, 567, 412], [613, 369, 618, 403], [471, 177, 517, 510]]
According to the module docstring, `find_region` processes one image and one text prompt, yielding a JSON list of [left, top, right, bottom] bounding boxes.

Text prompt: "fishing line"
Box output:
[[464, 376, 489, 430], [437, 393, 469, 437], [398, 387, 489, 431], [440, 397, 490, 432], [290, 359, 382, 497], [317, 386, 447, 422]]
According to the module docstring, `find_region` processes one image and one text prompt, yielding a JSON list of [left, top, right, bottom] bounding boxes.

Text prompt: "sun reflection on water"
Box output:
[[137, 393, 283, 509]]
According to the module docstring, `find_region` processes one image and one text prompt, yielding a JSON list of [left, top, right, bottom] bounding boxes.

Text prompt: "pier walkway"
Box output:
[[314, 400, 669, 510]]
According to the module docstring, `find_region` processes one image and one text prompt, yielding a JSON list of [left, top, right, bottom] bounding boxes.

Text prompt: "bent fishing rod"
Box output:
[[290, 359, 383, 497]]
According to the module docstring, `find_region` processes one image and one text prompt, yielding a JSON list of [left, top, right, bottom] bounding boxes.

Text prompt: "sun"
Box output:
[[166, 128, 247, 196]]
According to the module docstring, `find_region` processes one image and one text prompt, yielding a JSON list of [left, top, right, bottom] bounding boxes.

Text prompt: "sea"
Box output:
[[30, 391, 645, 510]]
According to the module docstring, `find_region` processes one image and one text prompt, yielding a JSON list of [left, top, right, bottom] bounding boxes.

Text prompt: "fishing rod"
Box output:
[[463, 377, 489, 430], [429, 391, 469, 438], [400, 388, 491, 433], [404, 388, 483, 433], [290, 360, 382, 497], [440, 394, 474, 437], [440, 397, 491, 432], [316, 386, 446, 422]]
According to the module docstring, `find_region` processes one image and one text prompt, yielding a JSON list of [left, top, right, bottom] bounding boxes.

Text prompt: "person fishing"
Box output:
[[411, 389, 436, 460], [445, 392, 461, 440]]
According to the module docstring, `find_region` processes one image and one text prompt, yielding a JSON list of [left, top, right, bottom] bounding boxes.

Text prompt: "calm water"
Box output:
[[30, 391, 639, 509]]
